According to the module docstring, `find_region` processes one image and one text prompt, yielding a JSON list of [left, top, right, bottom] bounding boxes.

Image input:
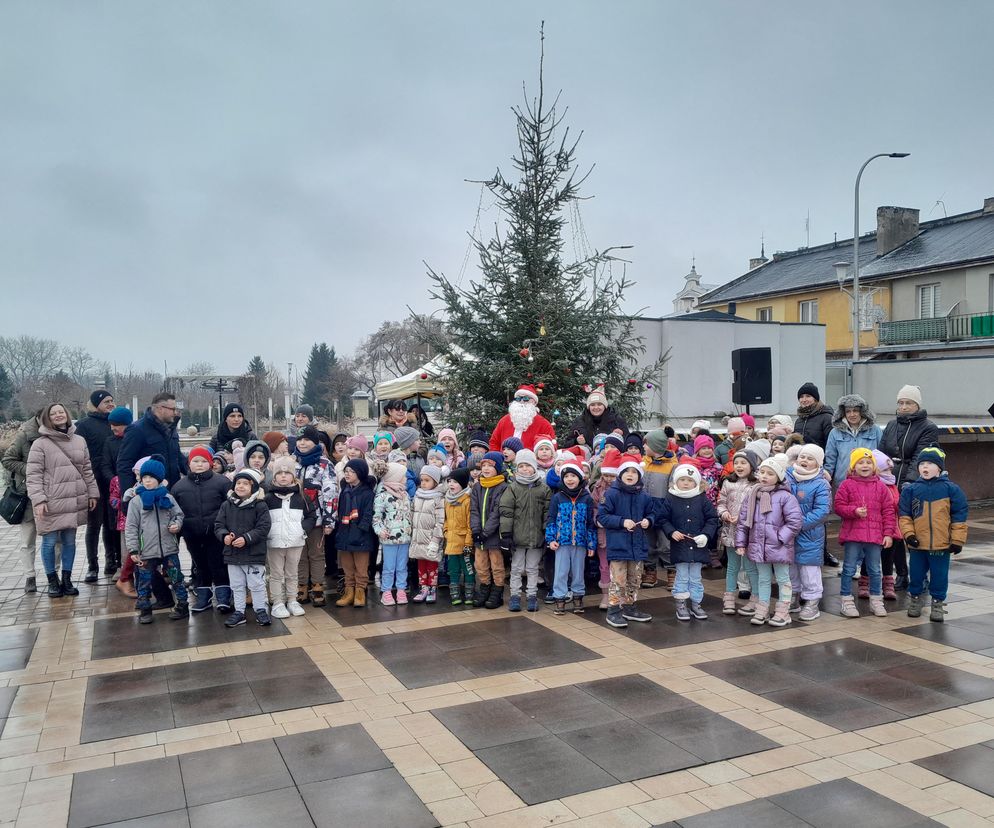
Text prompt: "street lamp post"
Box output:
[[852, 152, 910, 366]]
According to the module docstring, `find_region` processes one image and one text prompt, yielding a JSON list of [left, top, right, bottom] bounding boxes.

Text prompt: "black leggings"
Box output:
[[184, 533, 229, 588]]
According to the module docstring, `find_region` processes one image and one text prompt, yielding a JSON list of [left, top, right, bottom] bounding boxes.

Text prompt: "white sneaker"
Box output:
[[271, 602, 290, 619], [287, 600, 305, 617]]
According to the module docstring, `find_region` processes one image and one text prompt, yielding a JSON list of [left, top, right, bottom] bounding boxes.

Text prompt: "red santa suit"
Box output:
[[489, 385, 556, 451]]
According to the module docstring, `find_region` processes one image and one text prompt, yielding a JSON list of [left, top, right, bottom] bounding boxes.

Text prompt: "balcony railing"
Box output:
[[878, 312, 994, 346]]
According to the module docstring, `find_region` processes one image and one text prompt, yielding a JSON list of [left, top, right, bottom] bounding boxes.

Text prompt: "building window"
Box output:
[[756, 307, 773, 322], [798, 299, 818, 323], [919, 283, 941, 319]]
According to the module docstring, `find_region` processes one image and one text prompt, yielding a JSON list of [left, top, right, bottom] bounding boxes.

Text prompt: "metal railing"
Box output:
[[878, 311, 994, 345]]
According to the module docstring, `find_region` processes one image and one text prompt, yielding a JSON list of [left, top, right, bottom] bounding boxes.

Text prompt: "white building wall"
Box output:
[[853, 356, 994, 418]]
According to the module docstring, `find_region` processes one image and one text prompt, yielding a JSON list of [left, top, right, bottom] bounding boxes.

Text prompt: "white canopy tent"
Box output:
[[373, 345, 475, 402]]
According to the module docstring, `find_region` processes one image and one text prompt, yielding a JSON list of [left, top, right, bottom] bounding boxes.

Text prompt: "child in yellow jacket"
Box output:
[[443, 467, 475, 605]]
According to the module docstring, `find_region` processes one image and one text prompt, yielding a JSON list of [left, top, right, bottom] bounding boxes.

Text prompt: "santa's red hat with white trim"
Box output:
[[560, 461, 586, 481], [618, 454, 644, 478], [514, 384, 539, 403], [600, 447, 622, 477]]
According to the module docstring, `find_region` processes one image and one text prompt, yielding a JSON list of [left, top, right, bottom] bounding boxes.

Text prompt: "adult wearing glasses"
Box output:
[[489, 384, 556, 452], [117, 392, 189, 492]]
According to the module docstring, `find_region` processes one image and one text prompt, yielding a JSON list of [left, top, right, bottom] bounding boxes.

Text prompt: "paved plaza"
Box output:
[[3, 514, 994, 827]]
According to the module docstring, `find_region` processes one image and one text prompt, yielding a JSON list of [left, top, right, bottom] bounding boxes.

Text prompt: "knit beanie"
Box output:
[[222, 402, 246, 419], [897, 385, 923, 406], [726, 417, 746, 435], [449, 467, 471, 489], [797, 444, 825, 467], [501, 436, 524, 454], [848, 447, 875, 471], [139, 457, 166, 482], [644, 429, 670, 454], [294, 403, 315, 420], [188, 446, 213, 466], [233, 467, 264, 491], [604, 434, 625, 453], [271, 455, 297, 478], [600, 447, 622, 476], [394, 426, 421, 451], [691, 419, 712, 432], [741, 414, 755, 429], [427, 443, 449, 462], [872, 450, 896, 483], [917, 446, 945, 471], [739, 450, 760, 473], [298, 424, 322, 445], [468, 430, 491, 450], [744, 439, 772, 462], [480, 451, 505, 475], [797, 382, 820, 401], [759, 454, 790, 482], [419, 465, 443, 486], [671, 464, 702, 489], [90, 389, 113, 408], [387, 449, 407, 464], [514, 449, 538, 470], [108, 406, 133, 425], [437, 427, 459, 446], [372, 431, 394, 449], [625, 433, 644, 453], [693, 434, 715, 454], [342, 434, 367, 454], [586, 387, 608, 407], [534, 436, 556, 454], [262, 431, 286, 454], [767, 414, 795, 432], [244, 440, 271, 467], [345, 458, 370, 481]]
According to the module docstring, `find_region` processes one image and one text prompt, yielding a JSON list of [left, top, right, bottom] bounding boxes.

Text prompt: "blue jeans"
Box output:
[[41, 529, 76, 575], [673, 562, 704, 603], [756, 562, 791, 603], [553, 545, 586, 599], [909, 549, 950, 601], [840, 542, 881, 596], [136, 553, 189, 610], [381, 543, 410, 592], [724, 547, 758, 593]]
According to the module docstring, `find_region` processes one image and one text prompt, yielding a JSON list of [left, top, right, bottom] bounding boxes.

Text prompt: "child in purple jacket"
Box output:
[[736, 455, 803, 628]]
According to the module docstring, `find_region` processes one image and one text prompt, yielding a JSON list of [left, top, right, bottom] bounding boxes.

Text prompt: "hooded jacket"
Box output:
[[2, 416, 41, 496], [835, 472, 897, 546], [793, 403, 834, 449], [74, 409, 113, 488], [171, 470, 232, 537], [716, 474, 754, 549], [26, 424, 100, 534], [786, 469, 833, 565], [240, 439, 272, 487], [372, 483, 413, 545], [214, 488, 271, 565], [899, 475, 968, 552], [499, 477, 551, 549], [824, 395, 884, 487], [735, 483, 803, 564], [265, 486, 317, 549], [443, 489, 474, 554], [598, 480, 653, 561], [124, 487, 184, 560], [117, 409, 188, 491], [335, 477, 377, 552], [410, 488, 446, 562], [655, 488, 720, 565], [879, 409, 941, 489], [470, 476, 508, 548]]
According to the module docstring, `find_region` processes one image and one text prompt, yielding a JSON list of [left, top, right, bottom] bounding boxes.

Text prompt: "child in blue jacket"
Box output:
[[598, 456, 655, 628], [786, 445, 832, 621], [545, 460, 596, 616]]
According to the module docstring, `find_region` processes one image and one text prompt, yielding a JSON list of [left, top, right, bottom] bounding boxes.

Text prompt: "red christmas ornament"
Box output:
[[527, 372, 533, 378], [537, 382, 545, 389], [420, 372, 428, 380], [627, 378, 637, 385], [519, 348, 530, 358]]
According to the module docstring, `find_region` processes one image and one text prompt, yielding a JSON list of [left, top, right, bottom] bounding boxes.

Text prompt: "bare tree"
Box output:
[[350, 318, 439, 397], [63, 345, 98, 387], [184, 361, 216, 375], [0, 335, 63, 388]]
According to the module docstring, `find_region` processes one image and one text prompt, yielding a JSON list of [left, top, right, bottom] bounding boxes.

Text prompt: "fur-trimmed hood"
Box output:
[[832, 394, 876, 431], [378, 412, 417, 430]]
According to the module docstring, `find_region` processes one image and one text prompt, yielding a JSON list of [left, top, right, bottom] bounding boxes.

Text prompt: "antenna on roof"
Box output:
[[760, 233, 765, 258], [930, 198, 947, 217], [805, 211, 810, 248]]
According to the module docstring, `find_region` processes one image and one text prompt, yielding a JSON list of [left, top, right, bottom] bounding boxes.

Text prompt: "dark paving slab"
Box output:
[[0, 686, 18, 737], [701, 638, 994, 731], [70, 724, 438, 828], [770, 778, 940, 827], [358, 616, 602, 690], [81, 648, 340, 743], [915, 742, 994, 798], [90, 612, 289, 660], [897, 610, 994, 653], [433, 674, 776, 805], [672, 797, 811, 827], [320, 589, 474, 627], [575, 592, 807, 648]]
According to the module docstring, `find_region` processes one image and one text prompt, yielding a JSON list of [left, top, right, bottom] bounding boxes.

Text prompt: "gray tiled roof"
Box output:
[[701, 209, 994, 305]]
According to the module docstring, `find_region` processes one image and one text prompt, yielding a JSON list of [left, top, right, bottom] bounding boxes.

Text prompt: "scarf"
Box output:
[[227, 487, 264, 507], [561, 479, 585, 497], [545, 468, 561, 489], [742, 482, 777, 529], [616, 479, 643, 495], [416, 487, 444, 502], [667, 484, 699, 500], [515, 468, 540, 485], [796, 402, 818, 417], [878, 469, 896, 486], [136, 484, 173, 510], [792, 464, 821, 482], [537, 455, 555, 470], [479, 474, 505, 489], [269, 484, 299, 497], [294, 443, 323, 468], [695, 454, 716, 470], [445, 486, 468, 504], [382, 479, 407, 498]]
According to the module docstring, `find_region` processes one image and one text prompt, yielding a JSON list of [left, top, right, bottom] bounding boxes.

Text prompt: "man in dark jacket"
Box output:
[[564, 387, 629, 449], [75, 389, 117, 581], [793, 382, 833, 449], [117, 393, 188, 492]]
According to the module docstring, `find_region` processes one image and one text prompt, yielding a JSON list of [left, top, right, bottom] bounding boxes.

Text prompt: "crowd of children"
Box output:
[[102, 385, 968, 629]]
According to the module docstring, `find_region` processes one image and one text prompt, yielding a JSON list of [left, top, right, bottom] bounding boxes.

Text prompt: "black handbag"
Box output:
[[0, 487, 29, 525]]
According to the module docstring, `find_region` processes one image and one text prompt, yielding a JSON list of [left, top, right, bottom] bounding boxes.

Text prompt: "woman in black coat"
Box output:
[[879, 385, 940, 489], [209, 403, 258, 452], [792, 382, 833, 449], [564, 389, 629, 449]]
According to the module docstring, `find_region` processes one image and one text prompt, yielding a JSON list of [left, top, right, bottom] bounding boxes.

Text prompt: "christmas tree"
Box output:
[[424, 30, 664, 434]]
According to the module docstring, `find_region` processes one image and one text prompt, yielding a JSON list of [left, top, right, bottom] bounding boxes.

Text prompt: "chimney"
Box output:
[[984, 197, 994, 215], [876, 206, 920, 257], [727, 302, 737, 316]]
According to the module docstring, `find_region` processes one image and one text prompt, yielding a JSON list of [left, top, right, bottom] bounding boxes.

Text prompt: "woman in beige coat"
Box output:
[[26, 403, 98, 598]]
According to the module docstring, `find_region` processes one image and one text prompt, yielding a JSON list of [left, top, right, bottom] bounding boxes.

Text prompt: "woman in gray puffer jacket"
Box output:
[[26, 403, 99, 598]]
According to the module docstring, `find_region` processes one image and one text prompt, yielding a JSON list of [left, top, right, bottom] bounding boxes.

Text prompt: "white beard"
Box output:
[[508, 400, 538, 438]]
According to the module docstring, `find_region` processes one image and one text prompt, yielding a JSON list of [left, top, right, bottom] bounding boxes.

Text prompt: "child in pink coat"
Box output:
[[834, 447, 896, 618]]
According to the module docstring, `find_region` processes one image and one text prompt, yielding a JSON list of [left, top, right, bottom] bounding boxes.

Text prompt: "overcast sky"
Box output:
[[3, 1, 992, 375]]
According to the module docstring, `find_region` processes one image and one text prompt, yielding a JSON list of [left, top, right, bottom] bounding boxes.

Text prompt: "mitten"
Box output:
[[905, 535, 920, 548], [949, 544, 962, 555], [694, 534, 709, 548], [498, 534, 514, 553], [472, 532, 484, 546]]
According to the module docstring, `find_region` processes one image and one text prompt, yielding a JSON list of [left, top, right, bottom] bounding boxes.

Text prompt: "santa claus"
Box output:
[[489, 384, 557, 451]]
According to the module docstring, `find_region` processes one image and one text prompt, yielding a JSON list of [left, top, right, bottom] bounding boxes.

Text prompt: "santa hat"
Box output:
[[618, 454, 644, 478], [514, 384, 539, 404], [560, 461, 585, 481], [567, 445, 586, 462], [534, 435, 556, 453], [600, 447, 622, 476]]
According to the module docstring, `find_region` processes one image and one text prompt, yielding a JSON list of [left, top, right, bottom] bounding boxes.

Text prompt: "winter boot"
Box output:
[[353, 587, 366, 607], [799, 599, 821, 621], [508, 594, 521, 612], [907, 594, 923, 618], [930, 599, 946, 623], [788, 593, 801, 614], [214, 586, 233, 613], [472, 583, 491, 608], [310, 581, 326, 607], [622, 604, 652, 622], [449, 583, 463, 606], [168, 601, 189, 620], [882, 576, 897, 600], [46, 572, 63, 598], [768, 600, 792, 627], [857, 575, 870, 599], [527, 595, 539, 612], [737, 596, 757, 617], [598, 587, 609, 611], [750, 601, 769, 625], [24, 576, 36, 594], [709, 553, 723, 570], [606, 605, 627, 627], [572, 595, 584, 614], [640, 566, 658, 588], [426, 586, 437, 604], [665, 568, 676, 591], [840, 595, 860, 618], [61, 571, 79, 596], [689, 600, 708, 620], [191, 587, 213, 613], [485, 584, 503, 609], [869, 595, 888, 617], [116, 577, 137, 599], [139, 607, 154, 624], [675, 599, 691, 622], [554, 599, 566, 616], [412, 586, 430, 603], [722, 591, 737, 615], [335, 586, 355, 607], [297, 584, 311, 604]]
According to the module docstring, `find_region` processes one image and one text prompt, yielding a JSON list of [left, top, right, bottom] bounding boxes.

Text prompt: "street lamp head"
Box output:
[[889, 152, 910, 158]]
